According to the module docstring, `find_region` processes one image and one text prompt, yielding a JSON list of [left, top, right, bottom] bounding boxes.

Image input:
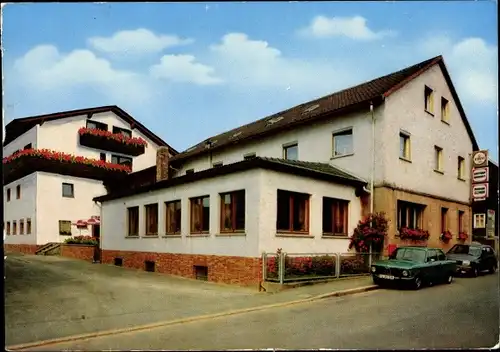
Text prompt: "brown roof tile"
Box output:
[[171, 55, 478, 163]]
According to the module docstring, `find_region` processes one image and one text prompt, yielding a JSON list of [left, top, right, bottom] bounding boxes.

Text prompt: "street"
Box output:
[[30, 273, 499, 350]]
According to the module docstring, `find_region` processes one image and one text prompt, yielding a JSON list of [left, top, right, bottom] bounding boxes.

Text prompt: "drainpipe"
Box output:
[[369, 102, 375, 264]]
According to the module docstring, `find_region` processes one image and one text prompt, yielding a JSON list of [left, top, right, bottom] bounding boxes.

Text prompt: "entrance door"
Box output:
[[92, 225, 101, 263]]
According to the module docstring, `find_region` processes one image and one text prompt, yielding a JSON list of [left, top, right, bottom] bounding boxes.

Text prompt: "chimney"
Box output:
[[156, 147, 170, 182]]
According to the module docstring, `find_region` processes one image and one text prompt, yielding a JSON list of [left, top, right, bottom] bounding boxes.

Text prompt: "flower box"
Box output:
[[398, 227, 430, 242], [78, 128, 147, 156], [458, 232, 469, 241], [440, 230, 453, 243], [3, 149, 131, 184]]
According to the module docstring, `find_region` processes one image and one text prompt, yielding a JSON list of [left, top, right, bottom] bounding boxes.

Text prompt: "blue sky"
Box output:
[[3, 2, 498, 160]]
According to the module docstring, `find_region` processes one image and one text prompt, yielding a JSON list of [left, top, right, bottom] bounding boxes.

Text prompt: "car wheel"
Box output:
[[373, 277, 382, 286], [413, 276, 423, 290], [446, 273, 453, 284], [472, 267, 479, 277]]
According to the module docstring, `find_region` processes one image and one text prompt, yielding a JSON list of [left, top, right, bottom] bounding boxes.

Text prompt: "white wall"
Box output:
[[3, 125, 38, 157], [258, 170, 361, 254], [36, 172, 104, 244], [382, 64, 473, 203], [3, 174, 37, 245], [101, 170, 262, 257], [175, 109, 382, 183], [36, 112, 161, 172], [100, 168, 362, 257]]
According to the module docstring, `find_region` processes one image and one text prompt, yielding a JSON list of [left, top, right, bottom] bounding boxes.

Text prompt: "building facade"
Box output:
[[95, 55, 479, 286], [3, 106, 176, 253]]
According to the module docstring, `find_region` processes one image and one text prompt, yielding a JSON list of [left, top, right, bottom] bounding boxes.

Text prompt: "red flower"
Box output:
[[3, 148, 132, 173], [78, 127, 148, 147]]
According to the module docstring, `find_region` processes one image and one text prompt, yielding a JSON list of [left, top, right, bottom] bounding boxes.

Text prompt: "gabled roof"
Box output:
[[94, 156, 368, 202], [171, 55, 478, 163], [3, 105, 179, 154]]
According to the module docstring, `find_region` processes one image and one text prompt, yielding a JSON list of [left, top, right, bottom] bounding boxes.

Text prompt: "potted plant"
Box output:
[[458, 232, 469, 241], [349, 212, 389, 253], [440, 230, 453, 243], [398, 227, 430, 242]]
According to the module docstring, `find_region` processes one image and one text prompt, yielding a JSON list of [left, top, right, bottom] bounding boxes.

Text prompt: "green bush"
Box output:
[[64, 235, 98, 246]]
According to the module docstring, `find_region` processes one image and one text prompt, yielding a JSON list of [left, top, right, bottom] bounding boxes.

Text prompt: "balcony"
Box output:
[[3, 149, 131, 185], [78, 128, 147, 156]]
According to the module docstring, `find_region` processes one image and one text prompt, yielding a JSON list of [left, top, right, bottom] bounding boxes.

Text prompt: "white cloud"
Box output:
[[418, 36, 497, 104], [299, 15, 396, 40], [88, 28, 193, 56], [210, 32, 359, 96], [150, 54, 222, 85], [13, 45, 152, 104]]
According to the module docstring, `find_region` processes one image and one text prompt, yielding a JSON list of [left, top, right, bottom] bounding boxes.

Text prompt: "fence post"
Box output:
[[335, 253, 341, 278], [279, 252, 285, 285], [262, 252, 267, 282]]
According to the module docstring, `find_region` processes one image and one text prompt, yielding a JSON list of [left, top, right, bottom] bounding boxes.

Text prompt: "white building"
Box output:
[[94, 55, 478, 286], [3, 106, 176, 253]]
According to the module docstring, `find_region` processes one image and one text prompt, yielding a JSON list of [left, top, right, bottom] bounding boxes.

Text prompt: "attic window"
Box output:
[[302, 104, 320, 114], [266, 116, 284, 126]]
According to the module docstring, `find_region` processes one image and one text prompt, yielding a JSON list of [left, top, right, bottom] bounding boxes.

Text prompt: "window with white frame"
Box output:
[[473, 213, 486, 229], [399, 132, 411, 160], [332, 129, 353, 157]]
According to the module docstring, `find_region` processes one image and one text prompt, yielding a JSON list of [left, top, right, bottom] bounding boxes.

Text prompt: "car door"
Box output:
[[479, 247, 490, 270], [482, 247, 495, 270], [436, 249, 449, 280], [425, 249, 439, 282]]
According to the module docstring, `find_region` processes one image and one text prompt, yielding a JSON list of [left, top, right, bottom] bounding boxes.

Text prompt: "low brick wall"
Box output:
[[101, 250, 262, 286], [4, 244, 40, 255], [60, 244, 96, 261]]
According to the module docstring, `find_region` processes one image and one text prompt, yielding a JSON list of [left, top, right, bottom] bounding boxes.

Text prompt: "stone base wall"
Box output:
[[101, 250, 262, 286], [4, 244, 40, 255], [60, 244, 96, 261], [374, 186, 472, 255]]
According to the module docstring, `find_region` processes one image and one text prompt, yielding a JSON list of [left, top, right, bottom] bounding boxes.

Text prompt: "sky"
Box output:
[[2, 2, 498, 160]]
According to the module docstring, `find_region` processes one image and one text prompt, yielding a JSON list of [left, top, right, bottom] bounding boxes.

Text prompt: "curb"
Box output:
[[6, 284, 378, 350]]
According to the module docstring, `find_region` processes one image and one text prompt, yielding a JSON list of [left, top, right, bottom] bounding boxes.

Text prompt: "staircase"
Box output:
[[35, 242, 61, 256]]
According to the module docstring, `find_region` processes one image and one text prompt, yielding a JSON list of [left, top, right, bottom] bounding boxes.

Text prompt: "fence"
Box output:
[[262, 251, 384, 284]]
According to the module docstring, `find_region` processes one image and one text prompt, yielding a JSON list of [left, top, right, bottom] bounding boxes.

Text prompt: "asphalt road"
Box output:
[[30, 273, 499, 350]]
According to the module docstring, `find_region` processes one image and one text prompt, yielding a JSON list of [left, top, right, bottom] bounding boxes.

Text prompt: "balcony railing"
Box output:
[[3, 149, 131, 185], [78, 128, 147, 156]]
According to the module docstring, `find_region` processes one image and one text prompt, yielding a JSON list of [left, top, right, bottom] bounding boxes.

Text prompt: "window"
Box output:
[[399, 132, 411, 160], [427, 249, 438, 262], [332, 129, 354, 157], [7, 188, 11, 202], [437, 250, 447, 261], [473, 213, 486, 229], [434, 146, 443, 172], [100, 153, 106, 161], [6, 222, 10, 235], [441, 207, 448, 233], [458, 157, 465, 179], [86, 120, 108, 131], [283, 143, 298, 160], [458, 210, 464, 233], [19, 219, 24, 235], [165, 200, 182, 235], [186, 169, 195, 175], [322, 197, 349, 235], [190, 196, 210, 234], [112, 126, 132, 138], [111, 155, 133, 168], [127, 206, 139, 236], [59, 220, 71, 235], [12, 221, 17, 235], [16, 185, 21, 199], [24, 143, 32, 150], [220, 191, 245, 232], [441, 97, 449, 122], [424, 86, 434, 113], [26, 218, 32, 234], [277, 190, 310, 233], [144, 203, 159, 236], [212, 161, 223, 168], [62, 183, 74, 198], [244, 153, 256, 160], [397, 200, 424, 229]]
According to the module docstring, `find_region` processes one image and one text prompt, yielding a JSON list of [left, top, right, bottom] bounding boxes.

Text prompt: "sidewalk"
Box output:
[[5, 253, 376, 348]]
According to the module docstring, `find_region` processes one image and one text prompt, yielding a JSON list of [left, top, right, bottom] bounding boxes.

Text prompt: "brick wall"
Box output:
[[60, 244, 96, 261], [4, 244, 40, 254], [102, 250, 262, 286], [374, 186, 472, 254]]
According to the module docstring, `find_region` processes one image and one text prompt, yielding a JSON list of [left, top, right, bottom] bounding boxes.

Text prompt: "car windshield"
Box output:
[[391, 248, 426, 263], [448, 245, 481, 256]]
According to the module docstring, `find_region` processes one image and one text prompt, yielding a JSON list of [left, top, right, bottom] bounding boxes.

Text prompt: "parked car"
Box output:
[[371, 246, 457, 290], [446, 243, 498, 277]]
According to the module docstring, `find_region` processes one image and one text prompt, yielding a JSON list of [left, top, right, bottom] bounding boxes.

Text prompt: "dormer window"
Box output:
[[86, 120, 108, 131]]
